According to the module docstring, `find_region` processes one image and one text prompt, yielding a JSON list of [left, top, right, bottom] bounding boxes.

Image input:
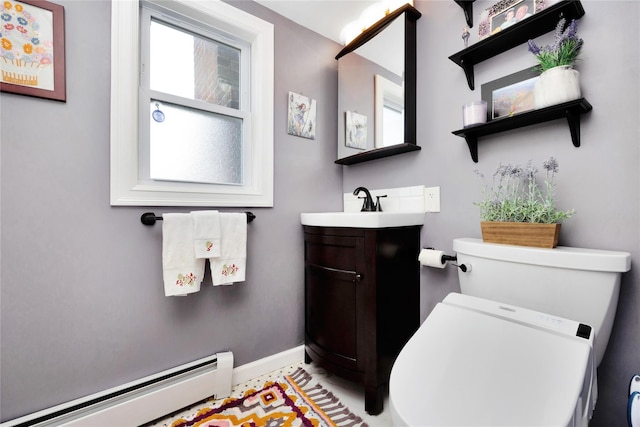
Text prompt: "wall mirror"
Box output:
[[336, 4, 421, 165]]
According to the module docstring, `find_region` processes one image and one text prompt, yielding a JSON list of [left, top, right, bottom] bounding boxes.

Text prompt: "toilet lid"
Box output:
[[390, 293, 595, 426]]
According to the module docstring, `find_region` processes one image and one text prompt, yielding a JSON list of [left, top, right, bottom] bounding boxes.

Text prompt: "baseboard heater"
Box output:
[[2, 351, 234, 427]]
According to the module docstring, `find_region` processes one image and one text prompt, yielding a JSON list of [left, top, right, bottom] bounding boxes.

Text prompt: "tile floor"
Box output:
[[146, 361, 393, 426]]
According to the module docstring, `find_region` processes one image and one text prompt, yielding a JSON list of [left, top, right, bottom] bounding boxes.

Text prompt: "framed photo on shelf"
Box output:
[[478, 0, 560, 40], [481, 67, 539, 120], [0, 0, 66, 101]]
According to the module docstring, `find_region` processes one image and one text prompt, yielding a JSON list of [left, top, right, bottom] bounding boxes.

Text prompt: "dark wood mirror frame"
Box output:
[[335, 4, 421, 165]]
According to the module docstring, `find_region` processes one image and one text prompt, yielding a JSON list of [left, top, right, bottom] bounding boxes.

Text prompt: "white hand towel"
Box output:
[[209, 213, 247, 286], [191, 210, 222, 259], [162, 213, 205, 296]]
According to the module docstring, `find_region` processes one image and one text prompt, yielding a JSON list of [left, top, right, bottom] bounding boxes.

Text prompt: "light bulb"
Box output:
[[340, 21, 362, 45], [359, 2, 388, 30]]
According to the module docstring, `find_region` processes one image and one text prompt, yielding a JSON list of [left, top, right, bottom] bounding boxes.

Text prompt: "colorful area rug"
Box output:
[[169, 367, 368, 427]]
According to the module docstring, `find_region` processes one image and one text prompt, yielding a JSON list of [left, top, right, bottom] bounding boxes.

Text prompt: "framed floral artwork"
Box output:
[[0, 0, 66, 101], [287, 91, 317, 139], [345, 111, 367, 150]]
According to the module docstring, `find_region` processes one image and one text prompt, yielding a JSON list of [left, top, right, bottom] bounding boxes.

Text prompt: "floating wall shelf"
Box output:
[[452, 98, 592, 162], [449, 0, 585, 90]]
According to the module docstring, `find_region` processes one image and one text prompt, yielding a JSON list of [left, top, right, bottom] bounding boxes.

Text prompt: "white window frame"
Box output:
[[110, 0, 274, 207]]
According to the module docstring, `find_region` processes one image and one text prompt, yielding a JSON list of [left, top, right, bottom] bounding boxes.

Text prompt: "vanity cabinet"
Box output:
[[303, 225, 421, 415]]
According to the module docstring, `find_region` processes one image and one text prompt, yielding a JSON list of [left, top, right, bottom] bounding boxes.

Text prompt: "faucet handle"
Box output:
[[375, 195, 387, 212], [357, 196, 370, 212]]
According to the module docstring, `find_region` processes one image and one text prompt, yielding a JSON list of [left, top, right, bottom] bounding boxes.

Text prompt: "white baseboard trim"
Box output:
[[231, 345, 305, 386]]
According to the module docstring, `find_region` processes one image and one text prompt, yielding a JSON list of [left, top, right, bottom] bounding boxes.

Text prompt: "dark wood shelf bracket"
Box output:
[[566, 109, 581, 147], [460, 59, 474, 91], [454, 0, 475, 28], [465, 135, 479, 163]]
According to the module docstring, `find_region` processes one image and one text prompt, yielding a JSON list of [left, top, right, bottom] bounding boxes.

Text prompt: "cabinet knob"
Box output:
[[355, 274, 363, 282]]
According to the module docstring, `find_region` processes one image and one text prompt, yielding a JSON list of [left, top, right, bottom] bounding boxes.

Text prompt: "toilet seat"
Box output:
[[389, 293, 596, 427]]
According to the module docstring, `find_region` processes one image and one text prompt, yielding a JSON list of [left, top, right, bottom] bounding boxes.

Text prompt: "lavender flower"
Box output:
[[524, 160, 538, 182], [510, 164, 524, 178], [543, 157, 559, 173], [564, 19, 579, 40], [527, 18, 583, 72], [553, 18, 566, 41], [495, 164, 511, 178], [475, 157, 574, 223]]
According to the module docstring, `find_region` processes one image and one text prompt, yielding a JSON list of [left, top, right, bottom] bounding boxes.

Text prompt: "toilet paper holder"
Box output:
[[424, 248, 471, 272], [441, 254, 457, 263]]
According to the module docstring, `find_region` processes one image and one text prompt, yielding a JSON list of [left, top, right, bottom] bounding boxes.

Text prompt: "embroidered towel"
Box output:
[[162, 213, 205, 296], [209, 213, 247, 286], [191, 210, 222, 259]]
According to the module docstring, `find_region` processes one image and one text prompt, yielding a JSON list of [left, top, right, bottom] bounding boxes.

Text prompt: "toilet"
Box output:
[[390, 238, 631, 426]]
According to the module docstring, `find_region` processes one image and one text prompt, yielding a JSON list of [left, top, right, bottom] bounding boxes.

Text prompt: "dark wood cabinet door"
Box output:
[[304, 232, 366, 373], [305, 264, 358, 366]]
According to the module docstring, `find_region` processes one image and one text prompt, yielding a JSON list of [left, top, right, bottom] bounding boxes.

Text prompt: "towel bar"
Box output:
[[141, 212, 255, 226]]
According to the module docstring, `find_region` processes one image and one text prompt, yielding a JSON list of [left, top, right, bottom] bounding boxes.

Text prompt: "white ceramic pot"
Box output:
[[534, 65, 581, 109]]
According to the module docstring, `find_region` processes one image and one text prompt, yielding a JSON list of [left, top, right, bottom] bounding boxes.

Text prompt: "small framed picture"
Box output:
[[481, 67, 539, 120], [287, 91, 317, 139], [0, 0, 66, 101], [345, 111, 367, 150], [478, 0, 557, 40]]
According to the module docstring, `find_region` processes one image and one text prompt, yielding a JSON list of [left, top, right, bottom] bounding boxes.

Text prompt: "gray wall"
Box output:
[[0, 0, 342, 421], [1, 0, 638, 425], [343, 1, 640, 425]]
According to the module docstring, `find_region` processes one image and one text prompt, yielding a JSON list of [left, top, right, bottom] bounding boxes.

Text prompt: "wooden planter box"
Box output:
[[480, 221, 561, 248]]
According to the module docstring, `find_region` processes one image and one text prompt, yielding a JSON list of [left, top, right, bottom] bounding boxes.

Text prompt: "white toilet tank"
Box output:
[[453, 238, 631, 366]]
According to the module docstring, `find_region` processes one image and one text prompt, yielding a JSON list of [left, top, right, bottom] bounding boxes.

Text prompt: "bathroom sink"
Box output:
[[300, 212, 424, 228]]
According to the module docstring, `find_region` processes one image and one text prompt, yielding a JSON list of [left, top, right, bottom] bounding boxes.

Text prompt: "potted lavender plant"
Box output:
[[475, 157, 574, 248], [528, 18, 583, 108]]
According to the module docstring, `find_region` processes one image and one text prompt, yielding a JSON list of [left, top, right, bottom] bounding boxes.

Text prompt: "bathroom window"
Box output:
[[110, 0, 274, 206]]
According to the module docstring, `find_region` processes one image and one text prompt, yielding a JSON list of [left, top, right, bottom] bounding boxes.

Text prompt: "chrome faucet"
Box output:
[[353, 186, 376, 212]]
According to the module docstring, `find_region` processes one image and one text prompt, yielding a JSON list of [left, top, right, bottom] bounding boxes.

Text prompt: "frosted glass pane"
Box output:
[[150, 20, 241, 109], [150, 102, 243, 185]]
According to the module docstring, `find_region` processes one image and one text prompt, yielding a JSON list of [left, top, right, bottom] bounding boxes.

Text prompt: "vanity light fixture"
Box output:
[[339, 0, 414, 45]]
